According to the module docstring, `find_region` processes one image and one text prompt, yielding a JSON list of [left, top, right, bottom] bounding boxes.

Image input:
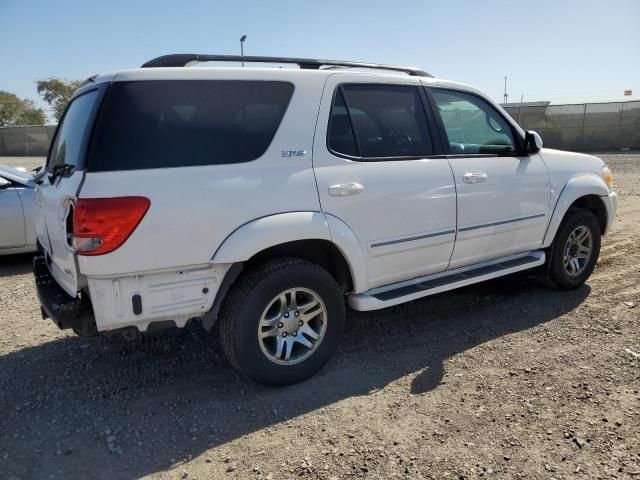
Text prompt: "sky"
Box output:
[[1, 0, 638, 121]]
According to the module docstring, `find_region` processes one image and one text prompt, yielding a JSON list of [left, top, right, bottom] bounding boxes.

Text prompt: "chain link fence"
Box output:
[[1, 101, 639, 156], [0, 125, 56, 156], [503, 101, 640, 151]]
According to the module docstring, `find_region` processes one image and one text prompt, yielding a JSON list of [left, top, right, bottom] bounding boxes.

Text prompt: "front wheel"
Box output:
[[218, 259, 345, 386], [545, 209, 601, 290]]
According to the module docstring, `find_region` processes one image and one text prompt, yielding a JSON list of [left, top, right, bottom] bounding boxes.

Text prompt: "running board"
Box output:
[[349, 251, 545, 311]]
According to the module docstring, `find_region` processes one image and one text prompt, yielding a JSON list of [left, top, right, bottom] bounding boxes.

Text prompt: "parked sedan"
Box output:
[[0, 165, 37, 255]]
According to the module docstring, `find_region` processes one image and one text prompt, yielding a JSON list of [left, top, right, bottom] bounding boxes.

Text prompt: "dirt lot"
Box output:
[[1, 154, 638, 480]]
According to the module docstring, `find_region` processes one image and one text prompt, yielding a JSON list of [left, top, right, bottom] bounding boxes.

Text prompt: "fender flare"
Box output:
[[212, 211, 369, 293], [542, 174, 610, 247], [324, 214, 369, 294]]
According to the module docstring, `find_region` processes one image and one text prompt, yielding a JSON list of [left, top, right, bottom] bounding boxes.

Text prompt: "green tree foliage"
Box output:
[[0, 91, 46, 126], [37, 77, 82, 122]]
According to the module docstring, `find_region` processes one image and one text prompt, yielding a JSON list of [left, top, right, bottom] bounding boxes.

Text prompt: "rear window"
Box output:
[[48, 90, 100, 170], [88, 80, 294, 171]]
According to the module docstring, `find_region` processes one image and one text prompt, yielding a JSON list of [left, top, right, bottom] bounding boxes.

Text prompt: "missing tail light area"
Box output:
[[72, 197, 150, 255]]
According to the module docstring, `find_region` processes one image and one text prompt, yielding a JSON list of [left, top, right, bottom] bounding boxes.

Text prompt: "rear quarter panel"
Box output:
[[78, 71, 325, 277]]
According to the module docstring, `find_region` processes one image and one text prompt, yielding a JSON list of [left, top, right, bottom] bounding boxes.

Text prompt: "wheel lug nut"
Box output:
[[278, 322, 284, 328], [284, 313, 289, 318], [294, 311, 299, 317], [282, 332, 287, 337], [293, 331, 297, 336], [298, 320, 303, 326]]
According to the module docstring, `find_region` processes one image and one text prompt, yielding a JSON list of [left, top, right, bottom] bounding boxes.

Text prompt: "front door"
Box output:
[[313, 74, 457, 290], [428, 87, 550, 269]]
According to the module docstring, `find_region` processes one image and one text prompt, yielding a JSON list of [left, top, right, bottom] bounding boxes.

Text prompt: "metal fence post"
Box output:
[[580, 104, 587, 151]]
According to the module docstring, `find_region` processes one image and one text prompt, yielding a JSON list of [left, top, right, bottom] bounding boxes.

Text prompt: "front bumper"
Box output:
[[602, 191, 618, 235], [33, 256, 96, 335]]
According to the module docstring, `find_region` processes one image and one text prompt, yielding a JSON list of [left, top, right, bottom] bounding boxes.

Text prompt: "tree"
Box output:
[[37, 77, 81, 122], [0, 91, 46, 126]]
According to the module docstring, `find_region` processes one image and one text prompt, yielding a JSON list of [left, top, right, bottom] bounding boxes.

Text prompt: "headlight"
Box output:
[[601, 165, 613, 189]]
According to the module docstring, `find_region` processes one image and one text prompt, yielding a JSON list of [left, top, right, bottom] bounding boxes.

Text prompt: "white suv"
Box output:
[[32, 54, 617, 385]]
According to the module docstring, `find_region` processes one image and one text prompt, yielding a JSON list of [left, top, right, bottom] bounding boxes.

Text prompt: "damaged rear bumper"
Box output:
[[33, 256, 97, 336]]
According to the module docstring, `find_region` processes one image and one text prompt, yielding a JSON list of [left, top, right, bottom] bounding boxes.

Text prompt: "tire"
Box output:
[[218, 258, 345, 386], [545, 209, 601, 290]]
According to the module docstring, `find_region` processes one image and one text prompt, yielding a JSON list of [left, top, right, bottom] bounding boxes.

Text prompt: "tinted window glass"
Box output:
[[327, 89, 358, 156], [431, 89, 515, 154], [48, 90, 99, 169], [89, 81, 293, 171], [328, 84, 434, 158]]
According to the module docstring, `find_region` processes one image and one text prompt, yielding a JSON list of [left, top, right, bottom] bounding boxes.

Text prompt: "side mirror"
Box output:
[[0, 177, 10, 188], [33, 166, 48, 185], [525, 130, 543, 154]]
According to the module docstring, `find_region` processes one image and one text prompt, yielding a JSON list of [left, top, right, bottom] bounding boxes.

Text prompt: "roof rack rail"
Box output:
[[140, 54, 433, 77]]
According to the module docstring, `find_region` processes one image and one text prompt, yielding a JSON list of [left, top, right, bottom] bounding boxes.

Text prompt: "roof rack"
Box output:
[[140, 54, 433, 77]]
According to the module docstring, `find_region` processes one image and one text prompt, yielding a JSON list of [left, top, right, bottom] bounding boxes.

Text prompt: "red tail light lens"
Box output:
[[73, 197, 150, 256]]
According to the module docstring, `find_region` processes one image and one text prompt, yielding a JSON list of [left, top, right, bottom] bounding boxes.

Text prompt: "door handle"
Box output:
[[463, 172, 488, 184], [328, 183, 364, 196]]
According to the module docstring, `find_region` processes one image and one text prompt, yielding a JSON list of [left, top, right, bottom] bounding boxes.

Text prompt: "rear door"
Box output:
[[313, 75, 457, 290], [34, 87, 104, 296]]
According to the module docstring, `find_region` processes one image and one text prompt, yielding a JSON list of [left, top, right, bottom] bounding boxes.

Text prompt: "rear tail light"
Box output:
[[72, 197, 150, 255]]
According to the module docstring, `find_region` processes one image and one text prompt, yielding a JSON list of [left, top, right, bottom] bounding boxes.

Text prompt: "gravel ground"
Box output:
[[1, 154, 638, 480]]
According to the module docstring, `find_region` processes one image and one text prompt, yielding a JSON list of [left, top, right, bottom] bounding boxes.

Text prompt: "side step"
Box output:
[[349, 251, 545, 311]]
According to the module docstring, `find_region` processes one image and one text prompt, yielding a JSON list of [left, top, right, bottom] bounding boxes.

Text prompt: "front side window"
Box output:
[[328, 84, 434, 159], [431, 89, 515, 155], [48, 90, 100, 169], [88, 80, 294, 171]]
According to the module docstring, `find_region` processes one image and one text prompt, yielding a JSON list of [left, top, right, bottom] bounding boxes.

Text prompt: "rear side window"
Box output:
[[327, 89, 359, 157], [48, 90, 100, 170], [328, 84, 434, 159], [88, 80, 294, 171]]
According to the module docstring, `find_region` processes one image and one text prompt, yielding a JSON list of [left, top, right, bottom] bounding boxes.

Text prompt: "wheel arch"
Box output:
[[566, 195, 607, 234], [244, 239, 355, 294], [209, 212, 368, 324], [543, 175, 610, 247]]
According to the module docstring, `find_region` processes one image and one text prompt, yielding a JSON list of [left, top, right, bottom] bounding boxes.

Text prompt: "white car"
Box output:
[[32, 55, 617, 385], [0, 165, 37, 255]]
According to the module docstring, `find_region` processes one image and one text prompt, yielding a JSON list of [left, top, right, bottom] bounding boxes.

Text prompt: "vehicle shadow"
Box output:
[[0, 273, 589, 480], [0, 253, 34, 277]]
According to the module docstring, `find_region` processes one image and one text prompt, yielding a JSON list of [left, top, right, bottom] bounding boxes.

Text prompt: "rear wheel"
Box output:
[[218, 258, 345, 386], [545, 209, 601, 290]]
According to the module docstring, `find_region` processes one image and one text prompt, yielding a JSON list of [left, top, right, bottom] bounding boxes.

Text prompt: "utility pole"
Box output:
[[240, 35, 247, 67], [503, 76, 508, 104]]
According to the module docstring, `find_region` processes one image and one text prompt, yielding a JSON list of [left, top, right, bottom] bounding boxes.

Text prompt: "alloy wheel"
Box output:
[[257, 287, 327, 365], [562, 225, 593, 277]]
